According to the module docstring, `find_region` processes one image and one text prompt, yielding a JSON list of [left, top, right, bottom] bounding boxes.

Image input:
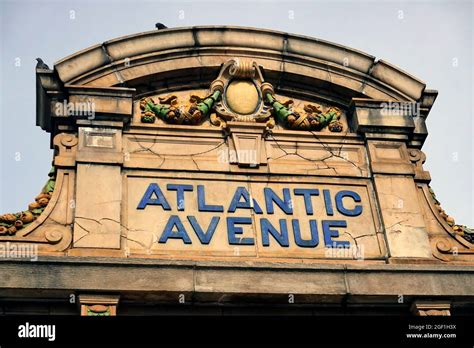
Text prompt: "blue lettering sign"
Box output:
[[261, 218, 289, 247], [159, 215, 192, 244], [197, 185, 224, 212], [187, 216, 219, 244], [323, 189, 334, 216], [137, 183, 171, 210], [228, 186, 263, 214], [227, 217, 254, 245], [322, 220, 349, 248], [335, 190, 363, 216], [292, 219, 319, 247], [264, 188, 293, 215], [293, 188, 319, 215], [167, 184, 193, 211]]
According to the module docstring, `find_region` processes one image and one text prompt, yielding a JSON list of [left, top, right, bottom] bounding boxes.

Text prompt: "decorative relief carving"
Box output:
[[416, 183, 473, 262], [411, 302, 451, 316], [85, 305, 112, 316], [140, 93, 220, 125], [409, 148, 426, 167], [434, 237, 474, 258], [0, 156, 73, 252], [138, 58, 344, 132], [79, 295, 119, 316], [0, 167, 56, 236], [452, 225, 474, 244], [209, 59, 274, 128], [44, 227, 64, 244], [53, 133, 79, 167], [265, 94, 343, 132], [428, 186, 473, 244], [408, 148, 431, 181], [59, 134, 79, 148]]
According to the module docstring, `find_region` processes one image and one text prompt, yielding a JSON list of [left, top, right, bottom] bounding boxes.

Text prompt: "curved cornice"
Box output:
[[53, 26, 431, 105]]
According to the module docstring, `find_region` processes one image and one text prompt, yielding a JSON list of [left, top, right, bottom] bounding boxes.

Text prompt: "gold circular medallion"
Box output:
[[225, 80, 259, 115]]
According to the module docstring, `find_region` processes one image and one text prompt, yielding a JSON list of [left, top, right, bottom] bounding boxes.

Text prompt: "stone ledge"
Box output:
[[0, 258, 472, 302], [3, 256, 474, 271]]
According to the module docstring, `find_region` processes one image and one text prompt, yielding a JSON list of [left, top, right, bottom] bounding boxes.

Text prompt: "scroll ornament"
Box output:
[[208, 59, 273, 128], [429, 186, 473, 243], [0, 167, 56, 236]]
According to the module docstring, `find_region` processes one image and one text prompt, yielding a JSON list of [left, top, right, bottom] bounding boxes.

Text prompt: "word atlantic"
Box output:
[[137, 184, 363, 248]]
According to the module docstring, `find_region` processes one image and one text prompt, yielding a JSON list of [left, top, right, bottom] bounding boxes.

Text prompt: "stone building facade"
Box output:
[[0, 26, 473, 316]]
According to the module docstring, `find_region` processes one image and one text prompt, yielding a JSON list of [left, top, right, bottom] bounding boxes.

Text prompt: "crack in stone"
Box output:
[[47, 217, 69, 227], [384, 219, 409, 232], [131, 135, 166, 167], [266, 131, 338, 174], [120, 234, 150, 250], [75, 216, 148, 233], [343, 231, 378, 249], [131, 135, 226, 171], [266, 129, 365, 177], [72, 220, 92, 245], [130, 130, 361, 176], [310, 130, 363, 176], [74, 216, 152, 249], [343, 231, 359, 248]]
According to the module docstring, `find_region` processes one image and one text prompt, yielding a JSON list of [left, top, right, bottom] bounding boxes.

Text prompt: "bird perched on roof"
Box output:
[[155, 23, 168, 30], [35, 58, 50, 69]]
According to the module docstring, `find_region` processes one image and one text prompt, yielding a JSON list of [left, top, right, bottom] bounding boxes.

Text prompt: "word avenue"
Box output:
[[137, 183, 365, 249]]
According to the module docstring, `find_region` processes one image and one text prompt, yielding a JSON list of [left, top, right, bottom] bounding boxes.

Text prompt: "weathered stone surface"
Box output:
[[373, 176, 432, 258], [368, 141, 415, 175], [66, 85, 135, 117], [124, 173, 384, 260], [51, 27, 423, 104], [370, 60, 426, 100], [1, 26, 472, 315], [73, 164, 122, 249], [0, 258, 472, 303], [350, 98, 417, 136]]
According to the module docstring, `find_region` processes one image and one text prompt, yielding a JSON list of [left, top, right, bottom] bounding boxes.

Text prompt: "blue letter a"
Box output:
[[137, 183, 171, 210]]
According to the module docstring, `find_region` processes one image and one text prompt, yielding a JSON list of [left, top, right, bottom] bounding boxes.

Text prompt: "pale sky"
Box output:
[[1, 0, 473, 226]]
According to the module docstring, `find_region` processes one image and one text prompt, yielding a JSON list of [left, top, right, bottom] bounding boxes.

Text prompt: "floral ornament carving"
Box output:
[[265, 94, 343, 132], [429, 186, 473, 243], [139, 92, 220, 125], [138, 58, 344, 132], [0, 167, 56, 236]]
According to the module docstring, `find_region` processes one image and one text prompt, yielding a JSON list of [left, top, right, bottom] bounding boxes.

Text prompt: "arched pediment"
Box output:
[[36, 26, 438, 145], [53, 26, 429, 104]]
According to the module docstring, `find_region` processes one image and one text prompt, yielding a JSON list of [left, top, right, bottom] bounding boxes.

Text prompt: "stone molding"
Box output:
[[411, 301, 451, 316], [53, 27, 425, 101], [79, 294, 120, 316]]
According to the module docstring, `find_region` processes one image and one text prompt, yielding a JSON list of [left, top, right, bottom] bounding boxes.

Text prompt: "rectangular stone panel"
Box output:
[[73, 164, 122, 249], [368, 141, 414, 175], [123, 134, 229, 171], [124, 173, 386, 261], [266, 141, 368, 177], [373, 175, 431, 258]]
